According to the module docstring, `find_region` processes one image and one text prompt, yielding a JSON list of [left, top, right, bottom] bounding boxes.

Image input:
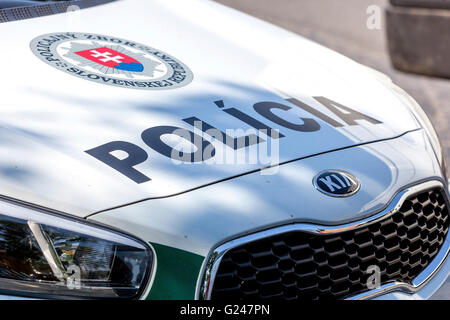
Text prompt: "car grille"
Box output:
[[211, 187, 450, 300]]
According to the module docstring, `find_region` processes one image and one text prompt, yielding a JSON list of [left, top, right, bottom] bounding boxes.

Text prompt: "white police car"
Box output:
[[0, 0, 448, 300]]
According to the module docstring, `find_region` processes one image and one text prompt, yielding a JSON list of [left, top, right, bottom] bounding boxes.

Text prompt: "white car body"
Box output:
[[0, 0, 448, 300]]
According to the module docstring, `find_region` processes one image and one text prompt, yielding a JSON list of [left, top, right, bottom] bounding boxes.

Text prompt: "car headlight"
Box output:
[[0, 201, 152, 299]]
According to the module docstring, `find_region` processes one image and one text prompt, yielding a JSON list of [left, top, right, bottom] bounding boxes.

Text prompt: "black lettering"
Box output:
[[45, 57, 59, 62], [223, 108, 285, 139], [182, 116, 264, 150], [141, 126, 215, 163], [85, 141, 150, 184], [112, 79, 124, 85], [287, 98, 344, 127], [314, 96, 382, 126], [123, 81, 136, 87], [100, 76, 113, 83], [75, 70, 87, 76], [87, 74, 100, 80], [67, 67, 80, 73], [254, 101, 320, 132]]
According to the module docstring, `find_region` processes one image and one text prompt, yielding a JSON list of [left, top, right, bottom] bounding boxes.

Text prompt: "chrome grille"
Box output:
[[210, 187, 450, 300]]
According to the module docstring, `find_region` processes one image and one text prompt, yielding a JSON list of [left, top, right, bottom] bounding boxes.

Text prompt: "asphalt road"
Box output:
[[214, 0, 450, 300]]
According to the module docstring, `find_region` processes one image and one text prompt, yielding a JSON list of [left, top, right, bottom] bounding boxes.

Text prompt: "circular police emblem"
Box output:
[[30, 32, 193, 90], [313, 170, 360, 197]]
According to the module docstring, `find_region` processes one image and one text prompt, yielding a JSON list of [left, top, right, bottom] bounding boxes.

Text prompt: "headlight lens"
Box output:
[[0, 204, 152, 299]]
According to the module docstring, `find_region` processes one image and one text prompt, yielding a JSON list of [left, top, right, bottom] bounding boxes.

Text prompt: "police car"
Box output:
[[0, 0, 448, 300]]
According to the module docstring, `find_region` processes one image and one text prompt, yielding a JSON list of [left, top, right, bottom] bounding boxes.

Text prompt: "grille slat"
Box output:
[[211, 187, 450, 300]]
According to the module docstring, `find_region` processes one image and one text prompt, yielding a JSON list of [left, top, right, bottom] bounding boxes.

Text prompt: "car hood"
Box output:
[[0, 0, 420, 216]]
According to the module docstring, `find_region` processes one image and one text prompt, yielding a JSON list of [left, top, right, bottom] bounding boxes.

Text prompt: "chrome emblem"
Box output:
[[313, 170, 360, 197]]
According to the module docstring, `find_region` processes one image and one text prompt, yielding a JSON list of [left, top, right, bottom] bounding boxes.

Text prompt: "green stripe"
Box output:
[[146, 242, 205, 300]]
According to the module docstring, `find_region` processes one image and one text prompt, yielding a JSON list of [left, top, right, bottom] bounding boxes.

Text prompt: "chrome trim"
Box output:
[[198, 180, 449, 300]]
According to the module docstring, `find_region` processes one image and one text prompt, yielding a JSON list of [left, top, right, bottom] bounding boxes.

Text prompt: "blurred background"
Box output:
[[215, 0, 450, 299]]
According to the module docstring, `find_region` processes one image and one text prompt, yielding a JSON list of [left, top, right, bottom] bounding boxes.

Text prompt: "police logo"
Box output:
[[30, 32, 193, 90], [313, 170, 360, 197]]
